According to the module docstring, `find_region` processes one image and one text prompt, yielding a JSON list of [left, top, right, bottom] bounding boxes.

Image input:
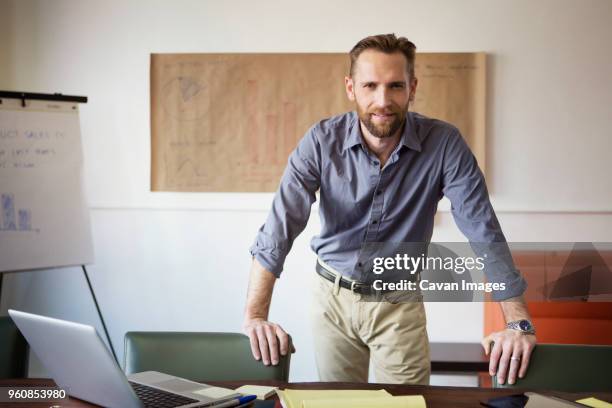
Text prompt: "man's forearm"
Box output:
[[243, 258, 293, 364], [244, 258, 277, 322], [499, 295, 532, 322]]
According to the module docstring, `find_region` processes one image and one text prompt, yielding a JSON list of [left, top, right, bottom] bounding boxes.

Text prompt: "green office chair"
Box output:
[[123, 332, 291, 382], [493, 343, 612, 392], [0, 316, 28, 379]]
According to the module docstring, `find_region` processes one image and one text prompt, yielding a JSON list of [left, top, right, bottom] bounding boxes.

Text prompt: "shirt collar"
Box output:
[[343, 112, 364, 151], [343, 111, 422, 152], [401, 111, 422, 152]]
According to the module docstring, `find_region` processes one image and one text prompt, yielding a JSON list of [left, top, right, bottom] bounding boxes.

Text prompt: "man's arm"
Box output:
[[440, 128, 535, 385], [482, 296, 536, 385], [244, 125, 321, 364], [242, 258, 293, 366]]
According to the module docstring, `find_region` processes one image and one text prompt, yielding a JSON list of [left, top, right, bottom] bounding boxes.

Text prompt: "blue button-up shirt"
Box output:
[[250, 110, 527, 300]]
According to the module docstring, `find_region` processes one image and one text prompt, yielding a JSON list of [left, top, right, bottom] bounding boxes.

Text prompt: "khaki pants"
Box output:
[[310, 272, 430, 384]]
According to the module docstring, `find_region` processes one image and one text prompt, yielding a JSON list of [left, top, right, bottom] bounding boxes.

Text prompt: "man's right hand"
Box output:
[[243, 318, 294, 366]]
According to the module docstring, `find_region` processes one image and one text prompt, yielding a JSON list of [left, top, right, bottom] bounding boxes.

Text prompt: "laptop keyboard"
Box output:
[[129, 381, 200, 408]]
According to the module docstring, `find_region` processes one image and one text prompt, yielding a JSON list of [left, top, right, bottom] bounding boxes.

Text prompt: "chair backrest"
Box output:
[[123, 332, 291, 382], [493, 343, 612, 392], [0, 316, 28, 378]]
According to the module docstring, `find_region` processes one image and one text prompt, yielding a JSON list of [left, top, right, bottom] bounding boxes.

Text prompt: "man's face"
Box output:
[[345, 50, 417, 139]]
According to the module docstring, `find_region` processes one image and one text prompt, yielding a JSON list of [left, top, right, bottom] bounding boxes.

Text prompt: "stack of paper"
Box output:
[[575, 397, 612, 408], [235, 385, 278, 400], [277, 389, 426, 408]]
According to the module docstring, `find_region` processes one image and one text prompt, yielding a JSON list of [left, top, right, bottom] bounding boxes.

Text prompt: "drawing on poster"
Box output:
[[151, 53, 486, 192]]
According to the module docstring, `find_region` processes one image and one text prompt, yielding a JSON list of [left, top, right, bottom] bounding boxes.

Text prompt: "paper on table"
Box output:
[[302, 395, 426, 408], [235, 384, 278, 399], [193, 386, 238, 399], [277, 389, 392, 408], [575, 397, 612, 408]]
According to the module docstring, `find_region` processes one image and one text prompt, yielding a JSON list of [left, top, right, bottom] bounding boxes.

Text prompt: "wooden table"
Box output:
[[2, 378, 611, 408]]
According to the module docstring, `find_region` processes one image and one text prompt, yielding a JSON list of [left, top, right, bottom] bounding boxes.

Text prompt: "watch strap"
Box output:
[[506, 319, 536, 334]]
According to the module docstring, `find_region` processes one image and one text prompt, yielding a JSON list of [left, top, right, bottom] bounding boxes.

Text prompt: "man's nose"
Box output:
[[374, 87, 392, 108]]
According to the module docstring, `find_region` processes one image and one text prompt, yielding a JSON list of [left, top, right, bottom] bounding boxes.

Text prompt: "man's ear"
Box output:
[[409, 77, 418, 103], [345, 76, 356, 101]]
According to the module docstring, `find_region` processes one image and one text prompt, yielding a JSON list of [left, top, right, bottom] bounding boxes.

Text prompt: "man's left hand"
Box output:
[[482, 329, 536, 385]]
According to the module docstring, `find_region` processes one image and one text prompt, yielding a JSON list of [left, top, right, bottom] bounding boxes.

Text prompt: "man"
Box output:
[[243, 34, 536, 385]]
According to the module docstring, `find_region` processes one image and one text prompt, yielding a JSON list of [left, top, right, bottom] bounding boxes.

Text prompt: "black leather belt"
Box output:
[[315, 260, 374, 295]]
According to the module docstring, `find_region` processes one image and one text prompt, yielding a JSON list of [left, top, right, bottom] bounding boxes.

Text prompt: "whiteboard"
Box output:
[[0, 97, 94, 272]]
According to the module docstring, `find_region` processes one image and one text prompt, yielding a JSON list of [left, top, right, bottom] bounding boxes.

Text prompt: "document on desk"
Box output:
[[277, 389, 426, 408], [302, 396, 426, 408], [235, 385, 278, 399], [575, 397, 612, 408]]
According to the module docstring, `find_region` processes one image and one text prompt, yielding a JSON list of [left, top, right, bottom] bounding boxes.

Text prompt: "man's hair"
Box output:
[[349, 33, 417, 79]]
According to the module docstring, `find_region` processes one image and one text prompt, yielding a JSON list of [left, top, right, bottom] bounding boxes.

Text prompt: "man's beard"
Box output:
[[357, 104, 407, 139]]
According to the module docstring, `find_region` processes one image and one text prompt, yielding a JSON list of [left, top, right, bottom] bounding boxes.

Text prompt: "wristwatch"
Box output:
[[506, 319, 536, 335]]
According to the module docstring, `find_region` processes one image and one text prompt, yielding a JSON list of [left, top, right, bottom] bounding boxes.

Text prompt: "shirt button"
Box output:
[[376, 190, 382, 196], [358, 262, 363, 267], [372, 220, 378, 224], [372, 161, 379, 166]]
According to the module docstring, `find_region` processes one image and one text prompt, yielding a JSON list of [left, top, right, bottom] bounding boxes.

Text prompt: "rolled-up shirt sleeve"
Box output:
[[441, 128, 527, 301], [249, 125, 322, 277]]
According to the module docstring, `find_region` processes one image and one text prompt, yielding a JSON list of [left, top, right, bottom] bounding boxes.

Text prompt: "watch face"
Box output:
[[519, 320, 532, 331]]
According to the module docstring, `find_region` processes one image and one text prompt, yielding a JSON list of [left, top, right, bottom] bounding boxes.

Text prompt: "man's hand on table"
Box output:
[[243, 318, 295, 366], [482, 329, 536, 385]]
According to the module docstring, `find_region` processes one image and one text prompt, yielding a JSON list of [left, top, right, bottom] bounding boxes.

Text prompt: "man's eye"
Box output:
[[364, 83, 375, 88], [391, 84, 405, 89]]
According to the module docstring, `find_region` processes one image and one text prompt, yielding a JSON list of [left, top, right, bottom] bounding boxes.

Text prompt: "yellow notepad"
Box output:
[[302, 395, 426, 408], [575, 397, 612, 408], [276, 389, 391, 408]]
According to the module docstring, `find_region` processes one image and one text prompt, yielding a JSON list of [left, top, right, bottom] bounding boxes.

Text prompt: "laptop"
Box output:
[[8, 309, 246, 408]]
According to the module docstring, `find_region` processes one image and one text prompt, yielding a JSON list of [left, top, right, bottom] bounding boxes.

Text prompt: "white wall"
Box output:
[[1, 0, 612, 382]]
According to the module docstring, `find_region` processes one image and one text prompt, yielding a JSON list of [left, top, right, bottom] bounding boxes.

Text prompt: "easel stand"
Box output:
[[0, 267, 118, 365], [0, 90, 118, 365], [82, 265, 118, 363]]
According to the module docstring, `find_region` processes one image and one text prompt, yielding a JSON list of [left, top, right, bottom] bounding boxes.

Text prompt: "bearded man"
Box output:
[[243, 33, 536, 385]]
